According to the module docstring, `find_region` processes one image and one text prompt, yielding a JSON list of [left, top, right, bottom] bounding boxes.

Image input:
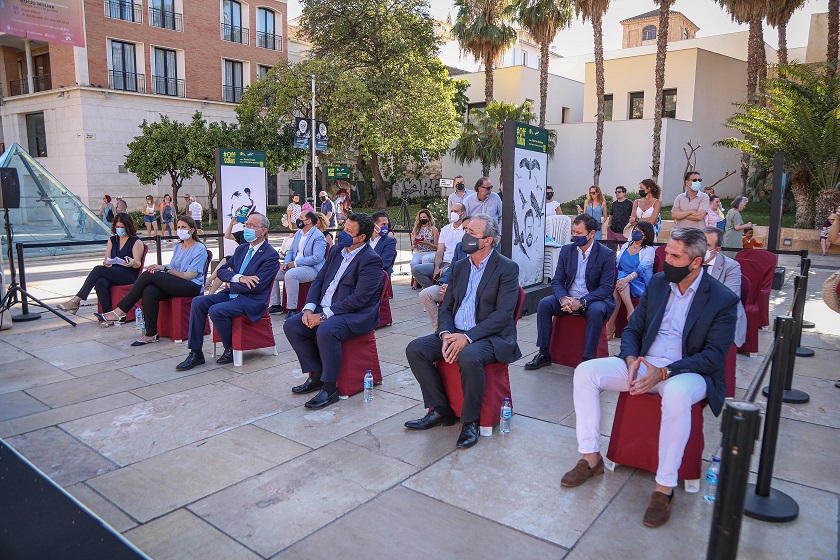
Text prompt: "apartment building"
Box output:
[[0, 0, 288, 210]]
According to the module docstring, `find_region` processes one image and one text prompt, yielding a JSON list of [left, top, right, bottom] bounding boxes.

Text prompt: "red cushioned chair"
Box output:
[[377, 272, 393, 328], [98, 244, 149, 321], [281, 245, 329, 312], [157, 249, 212, 342], [549, 314, 610, 368], [738, 275, 762, 355], [653, 244, 667, 274], [724, 344, 737, 398], [735, 249, 775, 328], [211, 269, 281, 367], [434, 287, 525, 435], [613, 296, 640, 338]]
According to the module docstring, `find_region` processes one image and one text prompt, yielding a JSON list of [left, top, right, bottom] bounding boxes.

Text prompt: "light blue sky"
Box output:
[[287, 0, 830, 57]]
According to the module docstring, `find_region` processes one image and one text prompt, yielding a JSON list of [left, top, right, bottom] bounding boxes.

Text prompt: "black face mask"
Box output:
[[419, 218, 429, 225], [456, 183, 465, 191], [663, 261, 693, 284], [461, 233, 482, 254], [296, 219, 306, 229], [546, 192, 554, 200], [639, 189, 647, 198], [320, 196, 327, 202]]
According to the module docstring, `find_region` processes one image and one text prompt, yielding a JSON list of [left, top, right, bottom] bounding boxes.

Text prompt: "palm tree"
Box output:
[[452, 0, 518, 104], [766, 0, 805, 66], [506, 0, 574, 127], [828, 0, 838, 78], [718, 63, 840, 227], [650, 0, 675, 181], [575, 0, 612, 186]]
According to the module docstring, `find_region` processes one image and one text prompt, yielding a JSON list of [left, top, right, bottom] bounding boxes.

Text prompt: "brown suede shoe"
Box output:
[[560, 458, 604, 487], [643, 490, 674, 528]]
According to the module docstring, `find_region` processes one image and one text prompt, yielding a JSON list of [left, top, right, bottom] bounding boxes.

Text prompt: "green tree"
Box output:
[[124, 115, 194, 211], [506, 0, 574, 127], [185, 111, 239, 224], [452, 0, 518, 104], [829, 0, 839, 78], [717, 63, 840, 227], [650, 0, 675, 181]]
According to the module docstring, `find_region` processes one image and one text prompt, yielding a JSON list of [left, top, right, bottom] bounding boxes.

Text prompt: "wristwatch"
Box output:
[[319, 312, 327, 323], [163, 265, 170, 273], [660, 366, 672, 381], [579, 298, 588, 311]]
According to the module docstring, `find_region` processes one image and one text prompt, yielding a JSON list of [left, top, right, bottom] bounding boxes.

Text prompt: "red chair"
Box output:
[[434, 287, 525, 435], [377, 272, 393, 328], [281, 245, 329, 311], [738, 275, 762, 355], [613, 296, 640, 338], [211, 269, 280, 366], [549, 314, 610, 367], [653, 244, 667, 274], [157, 249, 212, 342], [724, 344, 737, 398], [98, 244, 149, 321], [735, 249, 776, 328]]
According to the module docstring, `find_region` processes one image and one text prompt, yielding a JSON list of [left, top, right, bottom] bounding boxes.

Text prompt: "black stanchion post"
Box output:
[[794, 259, 814, 357], [799, 252, 815, 329], [762, 276, 810, 403], [706, 401, 761, 560], [746, 316, 799, 522], [16, 242, 30, 316], [155, 235, 163, 266]]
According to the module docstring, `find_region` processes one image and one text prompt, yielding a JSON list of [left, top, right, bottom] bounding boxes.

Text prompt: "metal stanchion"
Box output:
[[155, 235, 163, 265], [762, 276, 810, 403], [706, 401, 761, 560], [746, 315, 800, 522], [799, 253, 815, 329], [793, 260, 814, 357]]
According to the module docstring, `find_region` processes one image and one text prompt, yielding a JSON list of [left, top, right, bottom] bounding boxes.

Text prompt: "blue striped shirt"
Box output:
[[454, 252, 492, 332]]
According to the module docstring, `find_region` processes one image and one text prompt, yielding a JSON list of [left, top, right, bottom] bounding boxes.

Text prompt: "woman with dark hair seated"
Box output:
[[58, 213, 144, 321], [606, 220, 655, 339], [95, 217, 208, 344]]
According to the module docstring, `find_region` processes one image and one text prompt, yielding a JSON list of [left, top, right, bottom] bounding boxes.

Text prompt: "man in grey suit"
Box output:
[[703, 227, 746, 347], [404, 214, 521, 449]]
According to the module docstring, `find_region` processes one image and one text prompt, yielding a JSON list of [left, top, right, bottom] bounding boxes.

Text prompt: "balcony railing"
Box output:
[[149, 7, 182, 31], [7, 74, 52, 96], [152, 75, 185, 97], [223, 84, 244, 103], [108, 70, 146, 93], [256, 31, 282, 51], [106, 0, 142, 23], [221, 23, 249, 45]]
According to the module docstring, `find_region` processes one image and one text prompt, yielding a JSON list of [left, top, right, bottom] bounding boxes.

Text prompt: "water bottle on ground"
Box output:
[[135, 307, 145, 335], [500, 397, 512, 434], [363, 370, 374, 401], [703, 455, 721, 502]]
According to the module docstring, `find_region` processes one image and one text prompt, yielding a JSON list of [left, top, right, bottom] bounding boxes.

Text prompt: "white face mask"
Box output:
[[177, 229, 192, 241], [449, 212, 461, 223], [705, 249, 714, 263], [691, 181, 702, 192]]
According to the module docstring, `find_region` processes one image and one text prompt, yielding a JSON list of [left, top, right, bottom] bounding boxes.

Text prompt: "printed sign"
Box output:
[[326, 166, 352, 179], [0, 0, 85, 47], [293, 118, 310, 149], [315, 121, 328, 152], [216, 148, 267, 256]]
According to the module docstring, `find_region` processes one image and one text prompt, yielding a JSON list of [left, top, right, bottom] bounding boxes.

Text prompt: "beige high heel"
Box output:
[[57, 298, 80, 315]]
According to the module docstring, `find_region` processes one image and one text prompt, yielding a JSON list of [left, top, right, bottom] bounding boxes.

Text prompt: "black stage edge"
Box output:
[[0, 439, 149, 560], [520, 284, 552, 317]]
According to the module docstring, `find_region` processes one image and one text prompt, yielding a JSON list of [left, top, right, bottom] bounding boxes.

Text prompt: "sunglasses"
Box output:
[[692, 178, 703, 182], [589, 191, 597, 195], [615, 190, 625, 194], [482, 185, 493, 190]]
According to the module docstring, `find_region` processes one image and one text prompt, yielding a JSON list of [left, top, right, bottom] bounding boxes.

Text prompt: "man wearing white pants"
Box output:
[[562, 228, 737, 529], [269, 211, 327, 318]]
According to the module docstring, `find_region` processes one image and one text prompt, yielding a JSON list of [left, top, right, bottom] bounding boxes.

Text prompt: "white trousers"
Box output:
[[269, 266, 317, 308], [410, 251, 436, 267], [573, 356, 707, 488], [418, 285, 444, 331]]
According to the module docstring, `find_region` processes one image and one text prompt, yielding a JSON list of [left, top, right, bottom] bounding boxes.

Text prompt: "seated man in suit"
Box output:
[[703, 227, 747, 347], [404, 214, 521, 449], [268, 211, 327, 318], [177, 213, 280, 371], [525, 214, 616, 369], [285, 212, 384, 410], [369, 211, 397, 277], [562, 227, 737, 528]]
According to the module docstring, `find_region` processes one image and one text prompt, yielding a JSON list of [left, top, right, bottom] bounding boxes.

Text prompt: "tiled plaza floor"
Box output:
[[1, 250, 838, 559]]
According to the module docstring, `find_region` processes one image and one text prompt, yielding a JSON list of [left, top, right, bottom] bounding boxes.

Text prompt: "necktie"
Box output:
[[230, 247, 254, 299]]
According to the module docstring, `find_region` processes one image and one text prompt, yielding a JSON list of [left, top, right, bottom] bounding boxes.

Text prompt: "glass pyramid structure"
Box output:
[[0, 143, 111, 257]]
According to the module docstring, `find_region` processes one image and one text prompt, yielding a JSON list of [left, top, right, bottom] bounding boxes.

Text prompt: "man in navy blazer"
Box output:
[[526, 214, 616, 369], [177, 213, 280, 371], [369, 211, 397, 276], [285, 213, 384, 409], [404, 215, 521, 449], [561, 228, 737, 529]]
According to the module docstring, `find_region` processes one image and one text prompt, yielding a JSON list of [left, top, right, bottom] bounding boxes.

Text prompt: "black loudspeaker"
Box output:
[[0, 167, 21, 209]]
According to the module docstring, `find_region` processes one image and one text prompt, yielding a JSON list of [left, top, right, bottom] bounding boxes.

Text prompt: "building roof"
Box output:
[[445, 65, 470, 76], [620, 10, 685, 23]]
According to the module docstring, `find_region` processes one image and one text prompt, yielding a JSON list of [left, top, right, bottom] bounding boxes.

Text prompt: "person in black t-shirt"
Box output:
[[607, 186, 633, 242]]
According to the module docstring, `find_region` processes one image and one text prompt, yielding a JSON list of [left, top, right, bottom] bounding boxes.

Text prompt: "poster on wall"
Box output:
[[501, 121, 549, 288], [0, 0, 85, 47], [216, 148, 267, 257]]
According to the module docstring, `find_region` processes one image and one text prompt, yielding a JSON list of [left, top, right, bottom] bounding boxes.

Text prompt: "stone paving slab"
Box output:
[[0, 391, 49, 422], [25, 370, 148, 408], [0, 357, 74, 395], [129, 369, 237, 401], [65, 483, 139, 533]]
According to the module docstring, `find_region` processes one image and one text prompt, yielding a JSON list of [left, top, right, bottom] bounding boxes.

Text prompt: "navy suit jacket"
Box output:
[[307, 243, 384, 335], [438, 250, 522, 364], [619, 272, 738, 416], [216, 240, 280, 322], [552, 241, 616, 315], [372, 234, 397, 276]]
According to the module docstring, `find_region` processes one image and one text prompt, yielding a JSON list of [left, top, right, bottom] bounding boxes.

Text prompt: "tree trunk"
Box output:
[[777, 22, 788, 66], [370, 152, 389, 208], [484, 58, 494, 104], [790, 168, 814, 228], [747, 18, 760, 102], [171, 172, 183, 214], [539, 41, 549, 128], [756, 20, 767, 96], [650, 0, 673, 182], [205, 177, 216, 225], [592, 11, 605, 186], [481, 159, 490, 178], [829, 0, 839, 78]]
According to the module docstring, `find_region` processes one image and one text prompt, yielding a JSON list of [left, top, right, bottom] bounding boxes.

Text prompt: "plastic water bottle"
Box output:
[[703, 455, 721, 502], [135, 307, 145, 334], [363, 370, 374, 402], [500, 398, 512, 434]]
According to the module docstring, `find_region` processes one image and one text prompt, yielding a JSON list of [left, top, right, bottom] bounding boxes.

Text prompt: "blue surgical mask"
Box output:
[[572, 235, 590, 247], [336, 230, 355, 249], [631, 230, 644, 242], [691, 181, 702, 192], [115, 227, 126, 237], [243, 228, 257, 243], [379, 225, 389, 236]]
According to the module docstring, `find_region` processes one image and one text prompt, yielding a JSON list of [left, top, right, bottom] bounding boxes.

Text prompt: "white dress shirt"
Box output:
[[569, 244, 592, 298], [369, 235, 381, 250], [303, 244, 364, 318], [231, 239, 265, 283], [293, 227, 314, 266], [645, 270, 704, 368]]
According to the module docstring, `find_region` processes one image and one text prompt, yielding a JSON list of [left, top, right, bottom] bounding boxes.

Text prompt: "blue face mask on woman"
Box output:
[[242, 228, 258, 243], [631, 230, 644, 242], [115, 227, 126, 237], [336, 230, 356, 249]]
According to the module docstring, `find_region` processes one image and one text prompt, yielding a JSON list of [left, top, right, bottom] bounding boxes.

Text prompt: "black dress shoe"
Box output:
[[524, 352, 552, 370], [304, 388, 339, 409], [216, 348, 233, 364], [176, 351, 205, 371], [457, 421, 479, 449], [292, 377, 324, 394], [268, 305, 284, 314], [404, 409, 457, 430]]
